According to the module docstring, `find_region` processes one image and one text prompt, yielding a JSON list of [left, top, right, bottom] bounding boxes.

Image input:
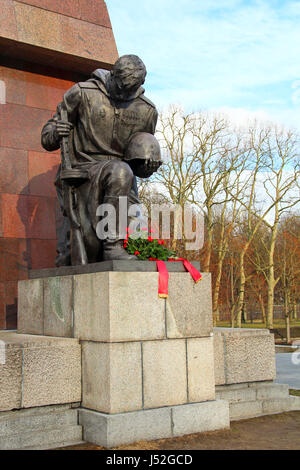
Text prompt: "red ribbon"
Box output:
[[149, 258, 202, 298], [156, 260, 169, 298]]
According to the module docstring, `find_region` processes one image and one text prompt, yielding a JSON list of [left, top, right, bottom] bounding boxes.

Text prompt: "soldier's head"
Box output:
[[109, 55, 147, 101]]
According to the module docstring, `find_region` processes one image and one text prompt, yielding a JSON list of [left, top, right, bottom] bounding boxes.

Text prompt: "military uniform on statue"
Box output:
[[41, 55, 161, 266]]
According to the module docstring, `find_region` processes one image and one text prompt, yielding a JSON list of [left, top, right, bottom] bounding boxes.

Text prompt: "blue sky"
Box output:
[[106, 0, 300, 130]]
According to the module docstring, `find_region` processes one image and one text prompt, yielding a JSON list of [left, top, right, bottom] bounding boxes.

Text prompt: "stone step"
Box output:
[[288, 395, 300, 411], [262, 397, 300, 415], [24, 439, 85, 450], [216, 383, 290, 404], [230, 395, 300, 421], [229, 400, 263, 420], [255, 383, 289, 400], [79, 400, 230, 448], [0, 424, 83, 450], [216, 387, 257, 403], [0, 408, 78, 436], [0, 332, 81, 412]]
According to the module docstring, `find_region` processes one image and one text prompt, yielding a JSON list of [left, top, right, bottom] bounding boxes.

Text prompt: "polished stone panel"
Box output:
[[166, 273, 213, 338], [81, 341, 142, 414], [143, 339, 187, 409], [187, 337, 215, 402], [18, 279, 43, 335]]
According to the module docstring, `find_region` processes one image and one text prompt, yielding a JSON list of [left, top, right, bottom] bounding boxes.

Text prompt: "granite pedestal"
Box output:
[[17, 261, 230, 447]]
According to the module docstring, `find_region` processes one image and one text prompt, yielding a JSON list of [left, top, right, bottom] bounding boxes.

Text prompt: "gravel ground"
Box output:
[[59, 408, 300, 451]]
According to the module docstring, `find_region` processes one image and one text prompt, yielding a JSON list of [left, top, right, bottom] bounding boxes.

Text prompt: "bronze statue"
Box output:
[[41, 55, 161, 266]]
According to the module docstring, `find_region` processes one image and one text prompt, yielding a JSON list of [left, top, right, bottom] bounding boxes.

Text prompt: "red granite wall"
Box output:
[[0, 65, 75, 329], [0, 0, 118, 329], [13, 0, 112, 27]]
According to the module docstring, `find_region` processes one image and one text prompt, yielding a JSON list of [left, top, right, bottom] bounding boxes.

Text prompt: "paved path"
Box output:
[[275, 353, 300, 389]]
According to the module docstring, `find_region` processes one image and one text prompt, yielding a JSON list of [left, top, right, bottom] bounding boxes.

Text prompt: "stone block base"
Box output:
[[82, 336, 216, 414], [0, 404, 83, 450], [216, 381, 300, 420], [18, 264, 212, 342], [79, 400, 230, 448], [17, 265, 215, 416], [213, 327, 276, 385], [0, 332, 81, 411]]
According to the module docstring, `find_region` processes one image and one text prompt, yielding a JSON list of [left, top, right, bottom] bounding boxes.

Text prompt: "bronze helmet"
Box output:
[[125, 132, 161, 162], [124, 132, 162, 178]]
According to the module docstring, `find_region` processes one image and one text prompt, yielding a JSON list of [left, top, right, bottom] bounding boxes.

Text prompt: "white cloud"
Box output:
[[106, 1, 300, 130], [209, 106, 300, 132]]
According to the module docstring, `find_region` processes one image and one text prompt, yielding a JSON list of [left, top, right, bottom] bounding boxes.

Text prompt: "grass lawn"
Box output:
[[216, 320, 300, 329], [216, 320, 300, 342]]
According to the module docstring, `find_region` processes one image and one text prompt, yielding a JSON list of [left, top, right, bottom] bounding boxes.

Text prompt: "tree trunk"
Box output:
[[171, 205, 182, 251], [202, 208, 213, 272], [292, 300, 298, 320], [286, 314, 291, 344], [285, 290, 291, 344], [212, 257, 224, 326], [259, 295, 266, 325], [230, 305, 235, 328], [230, 253, 235, 328], [266, 281, 274, 329], [266, 221, 279, 330], [243, 303, 248, 322], [235, 252, 246, 328]]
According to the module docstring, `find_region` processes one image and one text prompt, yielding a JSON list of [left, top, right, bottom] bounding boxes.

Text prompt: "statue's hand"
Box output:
[[131, 159, 162, 178], [145, 160, 162, 174], [55, 120, 74, 139]]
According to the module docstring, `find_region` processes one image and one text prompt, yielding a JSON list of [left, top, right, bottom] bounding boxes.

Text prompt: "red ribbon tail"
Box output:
[[156, 260, 169, 298], [183, 259, 202, 283]]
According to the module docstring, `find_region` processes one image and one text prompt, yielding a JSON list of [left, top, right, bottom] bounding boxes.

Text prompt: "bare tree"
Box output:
[[211, 161, 246, 325], [234, 126, 299, 328], [276, 214, 300, 342], [147, 106, 300, 331], [259, 129, 299, 328], [154, 107, 204, 250], [155, 106, 243, 264]]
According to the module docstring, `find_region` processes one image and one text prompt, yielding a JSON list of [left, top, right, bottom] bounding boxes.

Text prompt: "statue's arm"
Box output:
[[41, 112, 61, 151], [41, 84, 82, 151], [146, 107, 158, 135]]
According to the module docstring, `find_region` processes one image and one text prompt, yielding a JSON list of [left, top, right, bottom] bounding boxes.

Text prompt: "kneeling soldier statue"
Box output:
[[41, 55, 161, 266]]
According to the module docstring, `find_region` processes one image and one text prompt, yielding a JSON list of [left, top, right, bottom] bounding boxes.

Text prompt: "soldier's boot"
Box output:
[[101, 195, 137, 261], [103, 239, 136, 261]]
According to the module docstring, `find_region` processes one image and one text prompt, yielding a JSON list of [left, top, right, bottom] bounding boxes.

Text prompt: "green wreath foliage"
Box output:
[[124, 228, 177, 261]]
